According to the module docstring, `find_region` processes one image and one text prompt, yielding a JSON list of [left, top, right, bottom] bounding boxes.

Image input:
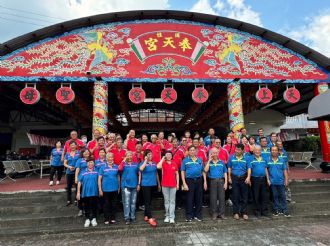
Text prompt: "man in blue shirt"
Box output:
[[77, 158, 99, 227], [260, 137, 271, 161], [181, 145, 207, 222], [249, 145, 269, 217], [204, 147, 228, 220], [267, 146, 290, 217], [267, 132, 278, 148], [228, 143, 251, 220], [204, 128, 215, 147]]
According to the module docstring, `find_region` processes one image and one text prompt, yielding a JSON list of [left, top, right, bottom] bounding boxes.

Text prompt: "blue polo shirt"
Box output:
[[64, 151, 80, 174], [228, 155, 251, 177], [204, 135, 212, 147], [75, 158, 88, 179], [139, 162, 157, 186], [267, 157, 287, 185], [267, 142, 276, 148], [261, 147, 271, 162], [249, 155, 267, 177], [181, 156, 203, 179], [95, 159, 106, 171], [78, 168, 99, 198], [99, 164, 119, 192], [207, 160, 227, 179], [50, 148, 63, 166], [121, 162, 139, 188], [279, 150, 288, 164]]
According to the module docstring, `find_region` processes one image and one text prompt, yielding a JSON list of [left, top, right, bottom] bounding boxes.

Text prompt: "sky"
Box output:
[[0, 0, 329, 57]]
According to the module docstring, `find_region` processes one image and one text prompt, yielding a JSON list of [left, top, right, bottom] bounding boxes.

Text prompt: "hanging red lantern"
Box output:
[[256, 86, 273, 104], [161, 85, 177, 104], [283, 86, 300, 103], [20, 84, 40, 105], [56, 84, 75, 104], [192, 85, 209, 103], [129, 84, 145, 104]]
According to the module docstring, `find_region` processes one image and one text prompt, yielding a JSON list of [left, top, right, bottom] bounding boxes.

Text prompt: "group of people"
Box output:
[[49, 127, 291, 228]]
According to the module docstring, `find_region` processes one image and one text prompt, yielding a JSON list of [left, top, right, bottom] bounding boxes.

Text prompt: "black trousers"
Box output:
[[66, 173, 75, 202], [142, 186, 155, 218], [176, 173, 185, 208], [232, 175, 248, 215], [104, 191, 118, 221], [49, 166, 63, 181], [251, 177, 268, 215], [186, 177, 203, 220], [83, 196, 98, 220]]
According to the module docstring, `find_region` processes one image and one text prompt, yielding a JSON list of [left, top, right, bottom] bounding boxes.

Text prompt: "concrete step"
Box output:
[[0, 201, 329, 229], [0, 211, 330, 239], [289, 184, 330, 193], [291, 191, 330, 202]]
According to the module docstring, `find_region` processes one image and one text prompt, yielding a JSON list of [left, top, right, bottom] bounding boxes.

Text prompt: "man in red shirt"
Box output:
[[192, 138, 207, 164], [125, 129, 138, 152], [141, 134, 151, 153], [93, 136, 106, 160], [132, 142, 143, 163], [87, 129, 102, 153], [145, 134, 162, 163], [158, 131, 171, 151], [61, 130, 85, 161], [110, 138, 127, 165], [214, 138, 229, 164], [171, 137, 185, 169]]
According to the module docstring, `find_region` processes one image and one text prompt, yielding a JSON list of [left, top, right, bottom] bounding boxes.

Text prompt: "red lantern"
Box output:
[[192, 85, 209, 103], [20, 84, 40, 105], [129, 85, 145, 104], [256, 86, 273, 104], [283, 86, 300, 103], [161, 85, 177, 104], [56, 84, 75, 104]]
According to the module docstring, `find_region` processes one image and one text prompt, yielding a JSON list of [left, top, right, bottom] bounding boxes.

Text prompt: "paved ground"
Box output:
[[1, 217, 330, 246]]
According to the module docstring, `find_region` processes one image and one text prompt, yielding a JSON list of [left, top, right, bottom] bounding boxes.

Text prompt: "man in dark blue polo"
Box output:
[[267, 146, 290, 217], [267, 132, 278, 148], [181, 145, 207, 222], [228, 143, 251, 220], [260, 137, 271, 161], [249, 145, 269, 217]]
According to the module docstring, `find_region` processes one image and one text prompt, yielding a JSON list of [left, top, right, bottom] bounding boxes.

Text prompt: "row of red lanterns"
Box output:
[[255, 85, 301, 104], [128, 84, 209, 104], [19, 83, 300, 105]]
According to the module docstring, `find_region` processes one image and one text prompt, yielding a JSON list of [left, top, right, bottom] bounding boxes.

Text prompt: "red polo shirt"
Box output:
[[172, 147, 185, 169], [145, 143, 162, 163], [93, 145, 105, 160], [218, 147, 229, 164], [64, 139, 85, 153], [132, 151, 143, 163], [87, 140, 97, 151], [223, 143, 236, 156], [111, 148, 127, 165], [127, 138, 138, 152], [161, 161, 178, 188], [142, 142, 151, 152], [197, 147, 207, 164]]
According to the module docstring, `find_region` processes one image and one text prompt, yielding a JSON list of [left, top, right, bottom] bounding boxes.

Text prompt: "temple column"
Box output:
[[93, 80, 108, 135], [227, 81, 245, 133], [314, 83, 330, 170]]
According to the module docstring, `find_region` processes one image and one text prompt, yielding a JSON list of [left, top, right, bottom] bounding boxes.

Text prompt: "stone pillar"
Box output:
[[227, 81, 245, 133], [314, 83, 330, 169], [93, 80, 108, 135]]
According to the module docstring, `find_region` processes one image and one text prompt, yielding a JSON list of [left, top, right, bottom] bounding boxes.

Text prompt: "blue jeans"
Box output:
[[271, 185, 288, 213], [122, 187, 137, 220]]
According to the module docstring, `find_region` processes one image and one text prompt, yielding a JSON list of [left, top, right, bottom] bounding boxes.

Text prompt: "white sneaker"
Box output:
[[164, 217, 170, 223], [77, 210, 83, 217], [169, 219, 175, 224], [84, 219, 90, 228], [56, 181, 60, 185], [49, 181, 54, 186], [91, 218, 97, 227]]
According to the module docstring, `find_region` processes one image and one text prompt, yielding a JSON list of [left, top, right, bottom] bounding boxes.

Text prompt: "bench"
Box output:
[[287, 151, 316, 170], [0, 161, 16, 182]]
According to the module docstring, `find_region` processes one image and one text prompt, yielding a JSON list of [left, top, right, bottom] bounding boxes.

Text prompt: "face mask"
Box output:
[[82, 138, 87, 144]]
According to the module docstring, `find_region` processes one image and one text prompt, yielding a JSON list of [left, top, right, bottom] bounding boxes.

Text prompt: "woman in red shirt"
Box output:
[[157, 151, 179, 224]]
